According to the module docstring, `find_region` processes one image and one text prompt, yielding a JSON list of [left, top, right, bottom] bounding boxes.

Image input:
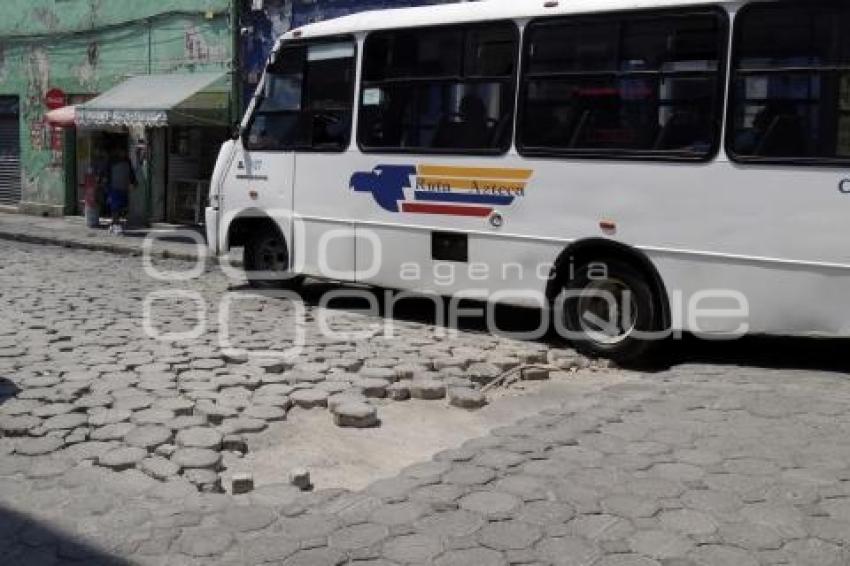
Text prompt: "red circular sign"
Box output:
[[45, 88, 67, 110]]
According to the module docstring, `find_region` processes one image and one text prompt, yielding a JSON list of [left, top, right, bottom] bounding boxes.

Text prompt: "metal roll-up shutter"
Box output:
[[0, 98, 22, 206]]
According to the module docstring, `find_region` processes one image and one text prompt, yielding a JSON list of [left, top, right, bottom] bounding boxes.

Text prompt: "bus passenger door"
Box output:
[[291, 40, 358, 280]]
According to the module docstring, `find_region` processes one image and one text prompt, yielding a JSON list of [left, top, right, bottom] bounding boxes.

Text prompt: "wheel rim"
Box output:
[[575, 278, 639, 346], [254, 236, 288, 273]]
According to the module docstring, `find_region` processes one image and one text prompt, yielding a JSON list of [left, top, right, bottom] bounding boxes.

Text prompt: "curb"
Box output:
[[0, 229, 204, 263]]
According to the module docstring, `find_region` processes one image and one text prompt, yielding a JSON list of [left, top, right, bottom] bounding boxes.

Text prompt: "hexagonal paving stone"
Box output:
[[15, 436, 64, 456], [477, 520, 543, 551], [219, 504, 278, 532], [88, 409, 132, 427], [139, 456, 181, 481], [171, 448, 222, 470], [290, 388, 330, 409], [42, 412, 88, 431], [382, 534, 443, 563], [410, 380, 447, 400], [328, 522, 390, 551], [459, 491, 522, 518], [123, 425, 173, 450], [435, 547, 506, 566], [449, 388, 488, 410], [175, 427, 223, 450], [98, 446, 148, 471], [176, 526, 234, 557], [333, 401, 379, 428]]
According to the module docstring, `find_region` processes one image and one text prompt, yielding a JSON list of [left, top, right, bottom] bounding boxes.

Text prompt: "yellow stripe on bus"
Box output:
[[418, 165, 534, 181], [416, 177, 528, 192]]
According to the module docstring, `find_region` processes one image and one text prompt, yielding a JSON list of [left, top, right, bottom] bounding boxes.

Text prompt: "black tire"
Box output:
[[243, 226, 303, 289], [557, 258, 662, 364]]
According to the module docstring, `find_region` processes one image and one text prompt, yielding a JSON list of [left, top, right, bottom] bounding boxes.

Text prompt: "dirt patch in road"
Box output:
[[223, 370, 631, 492]]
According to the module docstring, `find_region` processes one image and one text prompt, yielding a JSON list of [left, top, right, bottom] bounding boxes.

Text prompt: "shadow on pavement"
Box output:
[[233, 280, 850, 375], [0, 376, 20, 406], [0, 504, 130, 565]]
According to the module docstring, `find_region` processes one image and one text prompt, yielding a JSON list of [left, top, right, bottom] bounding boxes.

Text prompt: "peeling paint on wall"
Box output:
[[0, 0, 233, 214]]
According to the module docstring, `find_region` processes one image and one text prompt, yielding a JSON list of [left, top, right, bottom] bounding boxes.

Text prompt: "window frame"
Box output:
[[516, 7, 730, 163], [243, 34, 358, 154], [725, 1, 850, 167], [356, 20, 521, 156]]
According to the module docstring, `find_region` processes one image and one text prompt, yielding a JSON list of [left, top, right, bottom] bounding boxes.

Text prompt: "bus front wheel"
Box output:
[[558, 258, 659, 364], [243, 227, 303, 289]]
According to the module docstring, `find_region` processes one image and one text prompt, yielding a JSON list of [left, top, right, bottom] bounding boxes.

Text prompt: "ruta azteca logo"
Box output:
[[350, 165, 533, 218]]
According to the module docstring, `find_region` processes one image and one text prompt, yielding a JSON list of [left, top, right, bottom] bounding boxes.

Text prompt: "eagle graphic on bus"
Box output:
[[350, 164, 533, 218]]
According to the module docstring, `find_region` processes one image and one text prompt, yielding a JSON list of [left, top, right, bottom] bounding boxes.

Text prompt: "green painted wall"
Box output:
[[0, 0, 234, 215]]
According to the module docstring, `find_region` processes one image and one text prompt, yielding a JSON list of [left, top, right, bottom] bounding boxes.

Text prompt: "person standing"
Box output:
[[106, 146, 137, 235]]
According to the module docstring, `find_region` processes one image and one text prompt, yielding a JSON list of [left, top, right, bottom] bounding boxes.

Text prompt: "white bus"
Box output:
[[207, 0, 850, 362]]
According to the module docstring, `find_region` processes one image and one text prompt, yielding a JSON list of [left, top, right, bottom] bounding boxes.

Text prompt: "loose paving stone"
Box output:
[[98, 446, 148, 471], [175, 427, 223, 450], [387, 382, 411, 401], [242, 403, 287, 421], [356, 377, 391, 398], [184, 468, 222, 491], [290, 388, 330, 409], [221, 416, 267, 434], [232, 472, 255, 494], [410, 380, 447, 400], [333, 401, 379, 428], [448, 388, 488, 409], [139, 456, 181, 480], [171, 448, 222, 470]]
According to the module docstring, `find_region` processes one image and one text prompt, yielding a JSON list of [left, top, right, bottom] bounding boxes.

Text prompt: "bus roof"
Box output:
[[283, 0, 750, 41]]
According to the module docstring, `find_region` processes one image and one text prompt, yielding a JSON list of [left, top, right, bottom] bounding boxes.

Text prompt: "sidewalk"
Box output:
[[0, 211, 208, 262]]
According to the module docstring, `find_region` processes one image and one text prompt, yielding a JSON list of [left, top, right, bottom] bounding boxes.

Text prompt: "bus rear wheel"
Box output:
[[244, 227, 302, 289], [558, 258, 660, 364]]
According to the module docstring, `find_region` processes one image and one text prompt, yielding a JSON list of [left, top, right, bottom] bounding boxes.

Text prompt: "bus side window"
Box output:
[[518, 11, 725, 159], [358, 22, 518, 154], [729, 4, 850, 162], [245, 41, 355, 152]]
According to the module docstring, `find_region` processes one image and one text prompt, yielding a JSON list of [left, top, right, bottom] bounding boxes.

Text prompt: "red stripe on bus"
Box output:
[[401, 203, 493, 217]]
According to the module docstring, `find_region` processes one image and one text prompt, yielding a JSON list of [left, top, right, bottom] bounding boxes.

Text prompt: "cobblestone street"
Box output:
[[2, 240, 850, 565]]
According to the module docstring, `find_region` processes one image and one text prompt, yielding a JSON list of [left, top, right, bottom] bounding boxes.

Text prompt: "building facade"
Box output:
[[0, 0, 454, 222], [0, 0, 235, 219]]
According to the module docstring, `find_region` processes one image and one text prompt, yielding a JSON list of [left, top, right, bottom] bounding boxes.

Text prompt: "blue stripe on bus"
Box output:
[[414, 191, 515, 206]]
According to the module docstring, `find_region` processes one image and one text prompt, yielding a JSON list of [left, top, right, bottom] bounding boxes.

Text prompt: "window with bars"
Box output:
[[517, 10, 726, 160], [728, 3, 850, 162], [358, 22, 519, 154]]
